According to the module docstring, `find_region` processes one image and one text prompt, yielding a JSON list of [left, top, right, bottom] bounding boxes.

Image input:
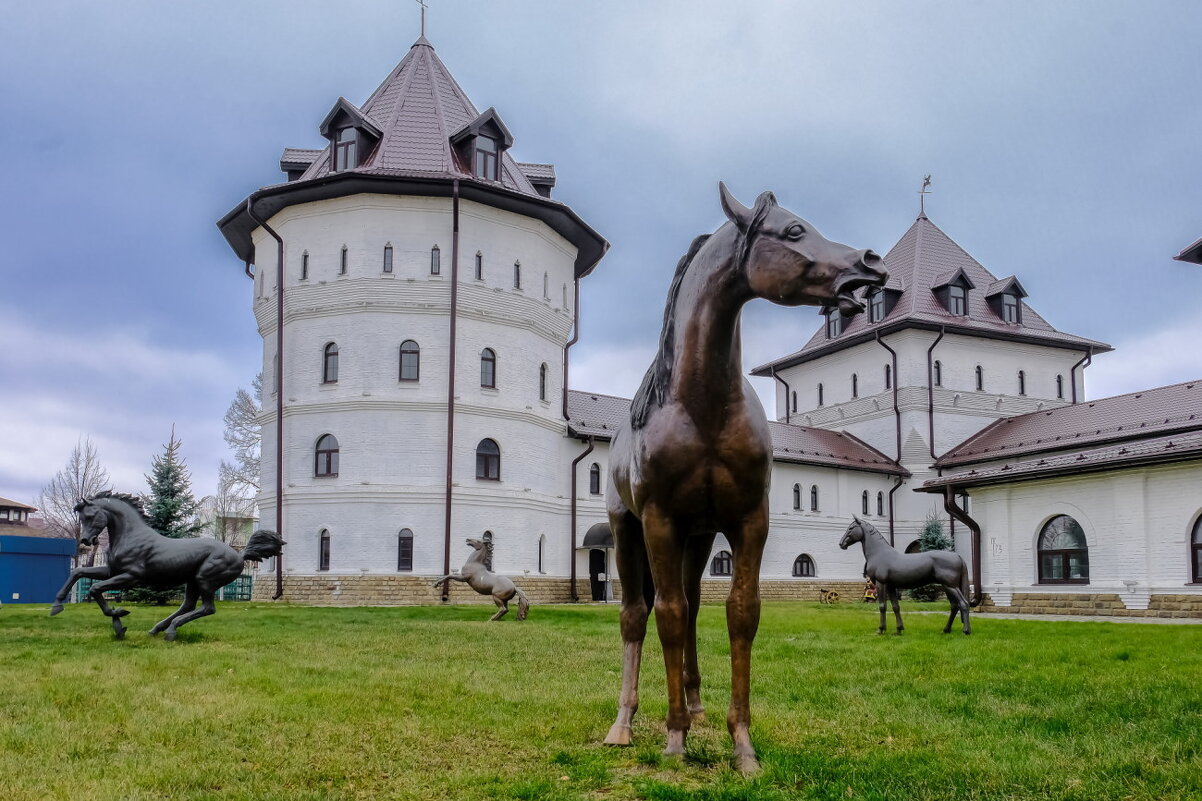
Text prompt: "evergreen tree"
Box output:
[[910, 513, 954, 601], [126, 427, 204, 604]]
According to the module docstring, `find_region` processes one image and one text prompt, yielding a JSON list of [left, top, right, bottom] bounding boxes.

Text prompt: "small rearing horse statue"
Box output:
[[604, 183, 886, 773], [839, 516, 977, 635], [433, 537, 530, 621]]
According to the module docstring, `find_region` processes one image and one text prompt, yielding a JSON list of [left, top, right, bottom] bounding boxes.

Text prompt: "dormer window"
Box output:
[[826, 311, 843, 338], [948, 285, 967, 316], [474, 136, 499, 180], [334, 128, 358, 172], [986, 276, 1028, 323], [868, 290, 885, 322], [1002, 294, 1019, 322]]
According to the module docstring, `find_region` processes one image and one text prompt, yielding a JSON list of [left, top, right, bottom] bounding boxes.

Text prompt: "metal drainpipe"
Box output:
[[441, 180, 461, 602], [926, 327, 945, 461], [245, 198, 286, 601], [770, 367, 791, 424], [562, 277, 580, 421], [1069, 348, 1093, 404], [875, 331, 901, 545], [943, 485, 983, 606], [568, 436, 595, 602]]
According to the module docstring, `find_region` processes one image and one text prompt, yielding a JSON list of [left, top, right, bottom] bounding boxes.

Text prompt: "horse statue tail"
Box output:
[[242, 530, 286, 562], [514, 586, 531, 621]]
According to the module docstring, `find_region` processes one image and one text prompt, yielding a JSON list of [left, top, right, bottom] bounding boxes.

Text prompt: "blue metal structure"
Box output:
[[0, 535, 78, 603]]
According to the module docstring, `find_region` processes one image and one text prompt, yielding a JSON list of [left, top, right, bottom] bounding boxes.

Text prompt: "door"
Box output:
[[589, 548, 607, 601]]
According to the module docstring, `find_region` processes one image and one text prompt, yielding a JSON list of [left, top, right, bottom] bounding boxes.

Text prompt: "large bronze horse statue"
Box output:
[[604, 183, 886, 772], [50, 492, 284, 640], [433, 537, 530, 621], [839, 516, 977, 635]]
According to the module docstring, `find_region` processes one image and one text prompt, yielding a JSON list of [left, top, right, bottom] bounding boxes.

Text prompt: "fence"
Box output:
[[74, 573, 254, 603]]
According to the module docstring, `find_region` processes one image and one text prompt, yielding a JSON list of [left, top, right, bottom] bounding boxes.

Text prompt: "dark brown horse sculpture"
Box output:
[[604, 183, 886, 773]]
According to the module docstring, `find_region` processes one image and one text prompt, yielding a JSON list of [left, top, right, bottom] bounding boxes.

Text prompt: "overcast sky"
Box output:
[[2, 1, 1200, 506]]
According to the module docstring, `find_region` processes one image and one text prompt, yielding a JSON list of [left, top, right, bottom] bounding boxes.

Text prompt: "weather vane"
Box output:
[[416, 0, 428, 36], [919, 174, 932, 218]]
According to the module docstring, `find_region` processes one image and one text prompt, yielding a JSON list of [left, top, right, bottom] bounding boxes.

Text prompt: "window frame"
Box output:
[[383, 243, 393, 274], [826, 312, 843, 338], [792, 483, 801, 510], [852, 373, 859, 399], [711, 550, 733, 577], [868, 289, 885, 322], [934, 360, 942, 387], [333, 127, 357, 171], [314, 434, 340, 477], [877, 491, 885, 517], [339, 245, 348, 275], [475, 439, 501, 481], [975, 365, 984, 392], [1002, 293, 1020, 323], [1192, 516, 1202, 584], [948, 284, 967, 316], [810, 485, 819, 512], [884, 364, 892, 390], [480, 348, 497, 389], [399, 340, 420, 382], [474, 251, 483, 280], [589, 462, 601, 495], [539, 363, 548, 401], [397, 529, 414, 572], [1018, 369, 1026, 396], [473, 135, 499, 180], [1037, 514, 1090, 585], [318, 529, 331, 571], [1056, 374, 1064, 399], [322, 343, 339, 384], [301, 250, 309, 280], [792, 553, 815, 578], [817, 383, 824, 407], [430, 245, 441, 275], [861, 491, 869, 515], [513, 260, 521, 289]]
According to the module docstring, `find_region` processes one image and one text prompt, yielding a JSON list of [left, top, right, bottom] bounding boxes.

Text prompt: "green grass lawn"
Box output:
[[1, 600, 1199, 801]]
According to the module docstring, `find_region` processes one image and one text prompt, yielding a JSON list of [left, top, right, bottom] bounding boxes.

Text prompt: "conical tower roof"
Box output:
[[752, 215, 1110, 374]]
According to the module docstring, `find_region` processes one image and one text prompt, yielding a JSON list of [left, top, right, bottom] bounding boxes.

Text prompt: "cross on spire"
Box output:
[[416, 0, 428, 36], [918, 174, 932, 218]]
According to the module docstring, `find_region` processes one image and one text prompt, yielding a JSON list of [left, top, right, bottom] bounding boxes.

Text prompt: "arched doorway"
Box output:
[[582, 522, 613, 601]]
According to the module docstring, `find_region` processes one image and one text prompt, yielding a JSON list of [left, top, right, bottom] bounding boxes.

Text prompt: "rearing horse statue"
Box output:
[[432, 537, 530, 621], [604, 183, 886, 773]]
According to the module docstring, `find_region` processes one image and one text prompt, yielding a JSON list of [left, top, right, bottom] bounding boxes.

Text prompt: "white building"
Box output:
[[218, 37, 1202, 616]]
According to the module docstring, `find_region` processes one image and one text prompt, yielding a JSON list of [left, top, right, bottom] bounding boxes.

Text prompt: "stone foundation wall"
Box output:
[[252, 575, 869, 606], [980, 592, 1202, 619]]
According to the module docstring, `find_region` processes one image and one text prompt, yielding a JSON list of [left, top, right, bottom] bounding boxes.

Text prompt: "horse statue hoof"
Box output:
[[164, 630, 177, 642], [113, 608, 131, 618], [603, 724, 633, 746], [49, 603, 64, 616], [734, 753, 762, 775]]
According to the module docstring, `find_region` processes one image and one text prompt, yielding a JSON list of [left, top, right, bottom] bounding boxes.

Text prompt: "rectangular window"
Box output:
[[301, 252, 309, 280], [826, 313, 842, 338], [1002, 294, 1019, 322], [869, 290, 885, 322], [948, 285, 967, 316], [474, 137, 498, 180], [340, 248, 348, 275], [475, 252, 483, 280], [397, 537, 413, 572], [430, 246, 441, 275], [383, 245, 393, 274]]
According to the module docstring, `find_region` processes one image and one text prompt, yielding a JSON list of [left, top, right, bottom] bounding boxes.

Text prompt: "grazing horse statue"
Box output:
[[839, 516, 977, 635], [433, 537, 530, 621], [604, 183, 886, 773], [49, 492, 285, 640]]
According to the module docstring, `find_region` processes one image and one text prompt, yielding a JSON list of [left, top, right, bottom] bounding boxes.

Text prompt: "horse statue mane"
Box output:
[[80, 490, 148, 521]]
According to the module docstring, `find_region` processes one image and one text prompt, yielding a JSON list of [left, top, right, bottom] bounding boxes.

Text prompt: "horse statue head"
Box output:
[[838, 515, 874, 550], [74, 491, 145, 546], [464, 537, 488, 553], [718, 182, 886, 314]]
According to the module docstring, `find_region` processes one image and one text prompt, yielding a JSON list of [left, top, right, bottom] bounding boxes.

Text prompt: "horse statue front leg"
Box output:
[[726, 507, 768, 775], [49, 565, 111, 616], [604, 509, 650, 748], [82, 572, 139, 640], [888, 586, 904, 635], [876, 581, 889, 635], [682, 532, 717, 722]]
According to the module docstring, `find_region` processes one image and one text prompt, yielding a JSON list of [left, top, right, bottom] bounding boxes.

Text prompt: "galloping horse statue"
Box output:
[[839, 516, 977, 635], [433, 537, 530, 621], [604, 183, 886, 773], [50, 492, 285, 640]]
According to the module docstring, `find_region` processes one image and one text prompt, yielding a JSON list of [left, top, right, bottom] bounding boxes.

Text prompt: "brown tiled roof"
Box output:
[[752, 216, 1111, 374], [936, 378, 1202, 468], [280, 148, 323, 168], [1176, 236, 1202, 264], [566, 390, 907, 476], [0, 496, 37, 511], [921, 429, 1202, 491], [296, 37, 541, 197]]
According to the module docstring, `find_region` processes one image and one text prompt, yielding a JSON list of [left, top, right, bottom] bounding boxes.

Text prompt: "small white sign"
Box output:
[[11, 593, 19, 600]]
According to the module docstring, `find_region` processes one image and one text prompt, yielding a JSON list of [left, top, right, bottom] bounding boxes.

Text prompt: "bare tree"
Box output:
[[206, 471, 257, 547], [37, 437, 112, 554], [220, 372, 262, 497]]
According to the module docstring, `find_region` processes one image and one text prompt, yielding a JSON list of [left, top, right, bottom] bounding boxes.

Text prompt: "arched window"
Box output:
[[476, 439, 500, 480], [810, 485, 819, 512], [318, 529, 331, 571], [1056, 374, 1064, 399], [1018, 370, 1026, 396], [399, 340, 420, 381], [861, 490, 870, 515], [480, 348, 496, 388], [1038, 515, 1089, 584], [817, 383, 824, 406], [934, 360, 942, 387], [538, 534, 546, 574], [1192, 516, 1202, 584], [711, 550, 732, 577], [792, 554, 815, 578], [383, 243, 393, 273], [482, 530, 494, 570], [315, 434, 340, 477], [430, 245, 441, 275], [474, 251, 483, 280], [543, 273, 549, 298], [301, 250, 309, 280], [975, 365, 984, 392], [589, 463, 601, 495], [513, 260, 521, 289], [792, 483, 801, 510], [791, 391, 797, 413], [539, 363, 548, 401], [272, 353, 279, 395], [397, 529, 414, 572], [851, 373, 858, 398], [876, 491, 885, 517], [339, 245, 348, 275], [322, 343, 339, 383], [884, 364, 892, 390]]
